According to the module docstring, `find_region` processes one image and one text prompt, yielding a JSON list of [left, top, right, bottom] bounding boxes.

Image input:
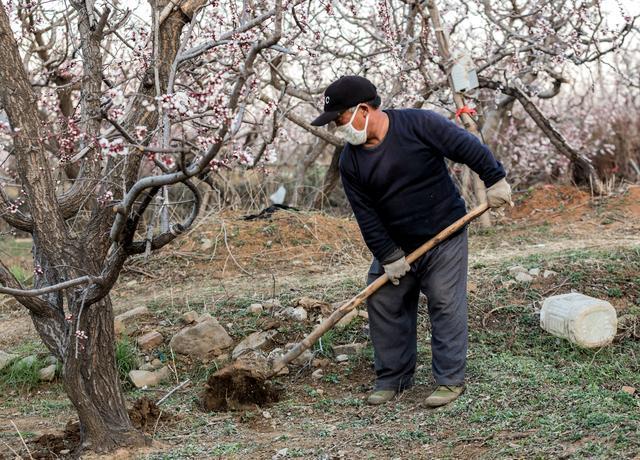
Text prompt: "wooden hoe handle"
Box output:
[[271, 203, 490, 375]]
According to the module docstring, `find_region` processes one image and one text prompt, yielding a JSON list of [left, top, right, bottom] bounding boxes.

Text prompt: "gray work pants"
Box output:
[[366, 229, 468, 391]]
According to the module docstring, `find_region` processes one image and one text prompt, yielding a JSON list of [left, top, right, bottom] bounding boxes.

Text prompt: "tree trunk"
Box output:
[[314, 145, 342, 209], [67, 295, 147, 452], [31, 294, 147, 453]]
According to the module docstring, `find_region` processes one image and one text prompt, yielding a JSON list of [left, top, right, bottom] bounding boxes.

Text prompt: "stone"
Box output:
[[284, 343, 314, 365], [515, 272, 534, 283], [248, 303, 264, 315], [39, 364, 56, 382], [263, 299, 281, 310], [139, 363, 155, 371], [197, 313, 214, 323], [543, 270, 558, 279], [151, 358, 163, 369], [312, 358, 331, 368], [335, 354, 349, 363], [529, 268, 540, 276], [137, 331, 163, 351], [129, 366, 170, 388], [16, 355, 37, 368], [0, 351, 17, 371], [333, 343, 365, 356], [621, 386, 636, 396], [181, 311, 199, 324], [336, 309, 358, 328], [169, 317, 233, 359], [114, 307, 151, 334], [232, 330, 277, 360], [276, 306, 307, 322], [60, 450, 70, 455], [508, 265, 528, 276], [45, 355, 58, 366], [358, 310, 369, 320], [200, 238, 213, 250], [312, 369, 324, 380]]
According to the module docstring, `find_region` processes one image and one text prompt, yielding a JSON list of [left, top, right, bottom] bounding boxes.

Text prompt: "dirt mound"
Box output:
[[30, 420, 80, 459], [134, 209, 366, 278], [200, 358, 281, 412], [128, 397, 173, 432], [508, 184, 590, 222]]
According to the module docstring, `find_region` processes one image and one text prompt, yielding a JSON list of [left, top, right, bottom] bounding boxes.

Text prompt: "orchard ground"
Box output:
[[1, 185, 639, 459]]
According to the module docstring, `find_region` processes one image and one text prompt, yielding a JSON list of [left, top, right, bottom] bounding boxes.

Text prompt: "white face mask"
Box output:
[[334, 104, 369, 145]]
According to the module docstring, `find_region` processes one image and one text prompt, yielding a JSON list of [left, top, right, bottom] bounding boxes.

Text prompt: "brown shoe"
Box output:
[[424, 385, 465, 407], [366, 390, 396, 405]]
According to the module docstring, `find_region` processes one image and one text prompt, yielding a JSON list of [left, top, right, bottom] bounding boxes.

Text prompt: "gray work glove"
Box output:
[[486, 178, 514, 209], [383, 256, 411, 286]]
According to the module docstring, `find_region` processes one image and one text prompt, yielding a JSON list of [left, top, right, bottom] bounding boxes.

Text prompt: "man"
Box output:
[[311, 75, 512, 407]]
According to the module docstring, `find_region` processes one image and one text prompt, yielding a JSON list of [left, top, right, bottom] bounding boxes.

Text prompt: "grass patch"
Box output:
[[115, 335, 139, 386], [0, 355, 45, 390]]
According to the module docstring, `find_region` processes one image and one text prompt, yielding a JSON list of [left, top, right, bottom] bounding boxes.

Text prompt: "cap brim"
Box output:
[[310, 110, 341, 127]]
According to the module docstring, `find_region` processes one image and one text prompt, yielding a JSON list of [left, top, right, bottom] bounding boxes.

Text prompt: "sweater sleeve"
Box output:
[[339, 153, 403, 263], [416, 110, 506, 187]]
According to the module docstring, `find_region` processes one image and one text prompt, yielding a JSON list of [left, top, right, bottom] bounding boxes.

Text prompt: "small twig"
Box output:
[[482, 305, 512, 327], [10, 420, 34, 460], [152, 408, 163, 437], [157, 378, 191, 405], [2, 440, 21, 459], [221, 219, 252, 276]]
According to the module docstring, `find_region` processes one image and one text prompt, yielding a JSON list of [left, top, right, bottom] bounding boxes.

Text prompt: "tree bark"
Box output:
[[62, 295, 147, 452]]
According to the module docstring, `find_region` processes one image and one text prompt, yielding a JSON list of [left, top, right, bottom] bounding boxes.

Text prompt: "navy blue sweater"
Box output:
[[339, 108, 505, 263]]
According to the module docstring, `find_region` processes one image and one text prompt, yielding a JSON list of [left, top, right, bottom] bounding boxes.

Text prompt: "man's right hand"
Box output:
[[383, 257, 411, 285]]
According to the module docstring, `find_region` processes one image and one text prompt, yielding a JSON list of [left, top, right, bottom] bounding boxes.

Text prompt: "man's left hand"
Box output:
[[486, 178, 514, 209]]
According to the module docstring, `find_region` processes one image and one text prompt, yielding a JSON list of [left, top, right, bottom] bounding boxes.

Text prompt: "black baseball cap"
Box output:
[[310, 75, 379, 126]]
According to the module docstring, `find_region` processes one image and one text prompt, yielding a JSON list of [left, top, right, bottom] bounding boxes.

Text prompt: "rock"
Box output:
[[284, 343, 314, 365], [515, 272, 534, 283], [508, 265, 528, 275], [263, 299, 281, 310], [312, 369, 324, 380], [169, 317, 233, 359], [336, 309, 358, 328], [358, 310, 369, 320], [151, 358, 163, 369], [181, 311, 199, 324], [137, 331, 163, 351], [276, 306, 307, 321], [39, 364, 56, 382], [16, 355, 37, 368], [232, 330, 277, 360], [139, 363, 155, 371], [335, 354, 349, 363], [529, 268, 540, 276], [333, 343, 365, 356], [114, 307, 151, 334], [129, 366, 170, 388], [60, 450, 70, 455], [45, 355, 58, 366], [197, 313, 214, 323], [621, 386, 636, 396], [543, 270, 558, 279], [200, 238, 213, 250], [248, 303, 264, 315], [312, 358, 331, 368], [0, 351, 17, 371]]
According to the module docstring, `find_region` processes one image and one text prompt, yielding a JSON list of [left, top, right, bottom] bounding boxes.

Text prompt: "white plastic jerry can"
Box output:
[[540, 293, 618, 348]]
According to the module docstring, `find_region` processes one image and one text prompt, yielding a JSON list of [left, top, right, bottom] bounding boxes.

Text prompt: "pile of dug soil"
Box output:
[[200, 356, 281, 412]]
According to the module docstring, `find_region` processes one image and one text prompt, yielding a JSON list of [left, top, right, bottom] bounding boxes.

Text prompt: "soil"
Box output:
[[201, 359, 282, 411], [30, 420, 80, 459], [128, 397, 173, 432]]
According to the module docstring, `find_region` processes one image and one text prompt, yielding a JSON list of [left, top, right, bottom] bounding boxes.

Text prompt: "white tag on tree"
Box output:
[[451, 54, 479, 92]]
